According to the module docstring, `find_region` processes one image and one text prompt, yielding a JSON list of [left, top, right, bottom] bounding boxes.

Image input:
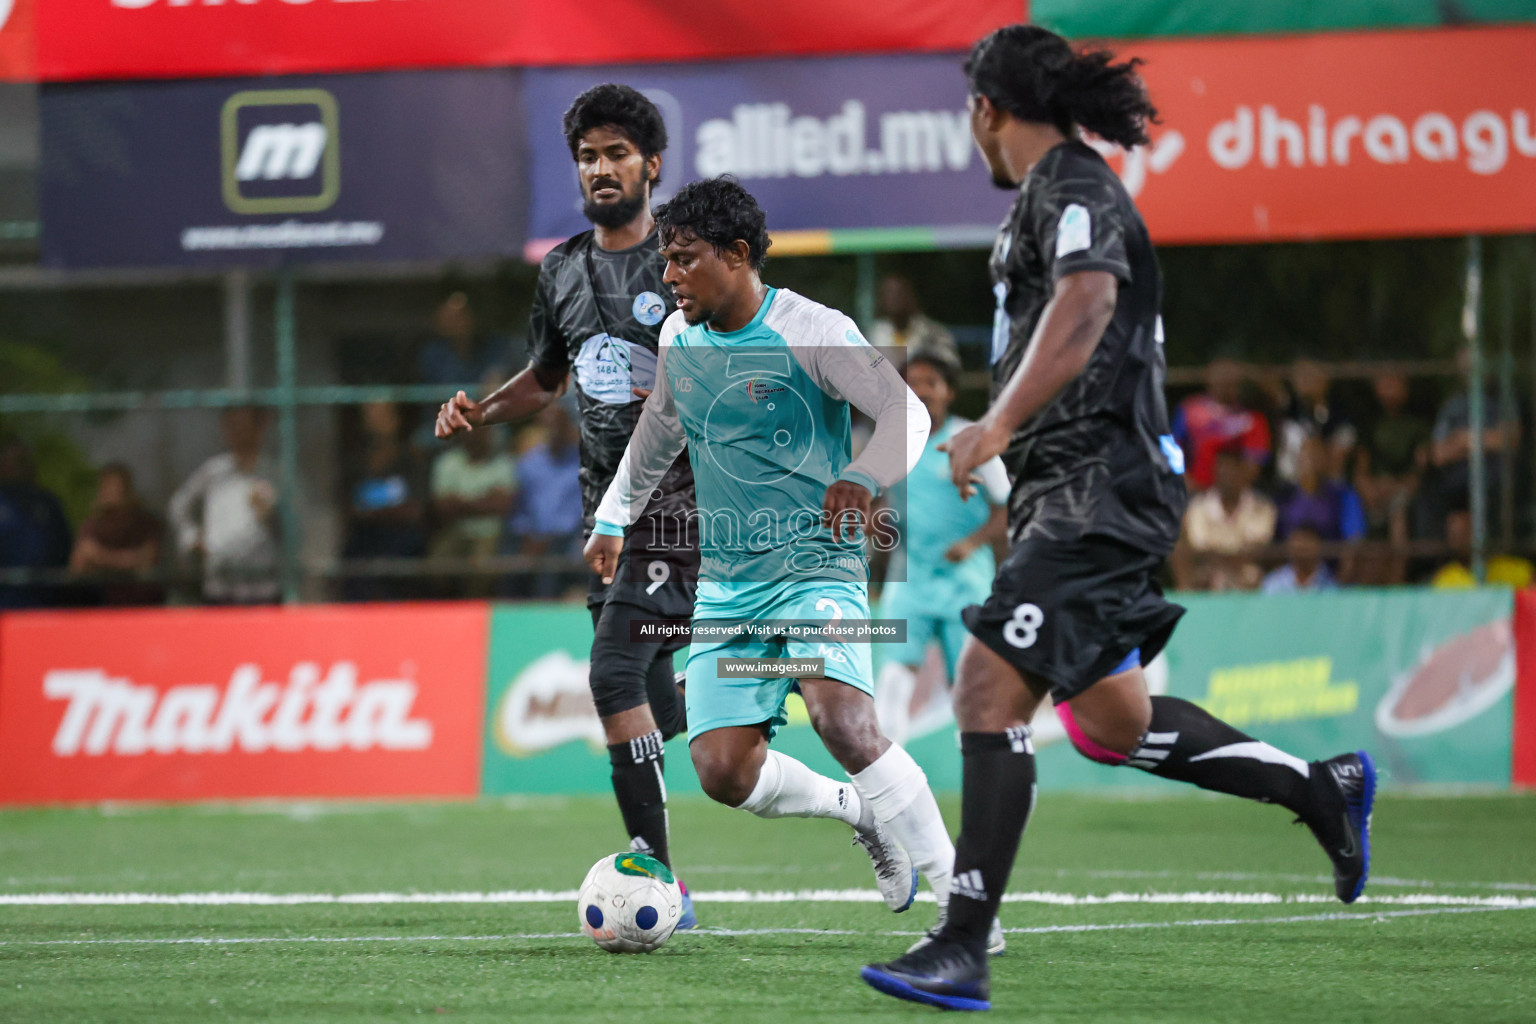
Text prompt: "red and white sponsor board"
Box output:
[[0, 604, 486, 804], [1513, 589, 1536, 789], [1099, 26, 1536, 243], [20, 0, 1019, 83]]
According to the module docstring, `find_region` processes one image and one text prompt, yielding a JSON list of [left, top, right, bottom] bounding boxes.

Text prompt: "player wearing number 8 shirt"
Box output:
[[434, 85, 699, 928], [862, 26, 1378, 1012]]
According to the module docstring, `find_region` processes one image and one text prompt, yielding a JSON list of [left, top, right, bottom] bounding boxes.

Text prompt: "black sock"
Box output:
[[944, 728, 1037, 952], [608, 730, 672, 869], [644, 659, 688, 741], [1127, 696, 1311, 813]]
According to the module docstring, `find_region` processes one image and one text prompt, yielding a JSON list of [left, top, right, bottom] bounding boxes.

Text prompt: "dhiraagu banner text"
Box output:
[[484, 589, 1515, 796]]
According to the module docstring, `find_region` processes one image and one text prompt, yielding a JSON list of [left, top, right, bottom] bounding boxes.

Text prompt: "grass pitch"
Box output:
[[1, 791, 1533, 1022]]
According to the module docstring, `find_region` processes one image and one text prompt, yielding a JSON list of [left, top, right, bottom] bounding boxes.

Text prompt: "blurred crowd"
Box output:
[[1170, 352, 1528, 594], [0, 283, 1527, 608]]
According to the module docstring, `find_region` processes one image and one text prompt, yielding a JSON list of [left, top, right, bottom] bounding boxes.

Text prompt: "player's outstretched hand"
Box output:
[[821, 480, 872, 543], [939, 418, 1010, 500], [435, 391, 483, 439], [583, 532, 625, 585]]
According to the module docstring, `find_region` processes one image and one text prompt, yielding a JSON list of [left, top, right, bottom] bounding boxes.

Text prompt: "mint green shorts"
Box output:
[[876, 581, 973, 677], [685, 580, 875, 740]]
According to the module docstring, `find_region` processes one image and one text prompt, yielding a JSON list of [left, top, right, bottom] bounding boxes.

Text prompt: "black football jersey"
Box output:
[[988, 140, 1186, 555], [527, 229, 698, 586]]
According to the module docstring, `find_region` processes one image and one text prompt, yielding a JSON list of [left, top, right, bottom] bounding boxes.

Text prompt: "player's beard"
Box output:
[[583, 180, 649, 230]]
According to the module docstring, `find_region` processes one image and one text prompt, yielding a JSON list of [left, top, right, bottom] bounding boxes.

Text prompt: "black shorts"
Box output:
[[962, 534, 1184, 703], [588, 600, 689, 737], [585, 542, 697, 621]]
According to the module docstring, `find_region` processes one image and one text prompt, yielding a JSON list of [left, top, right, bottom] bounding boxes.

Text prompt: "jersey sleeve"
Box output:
[[525, 254, 571, 377], [594, 312, 688, 531], [795, 314, 930, 496], [1030, 165, 1131, 285], [977, 455, 1012, 505]]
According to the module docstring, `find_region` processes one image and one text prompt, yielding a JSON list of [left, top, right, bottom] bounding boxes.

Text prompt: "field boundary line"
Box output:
[[3, 889, 1535, 908], [2, 905, 1530, 948]]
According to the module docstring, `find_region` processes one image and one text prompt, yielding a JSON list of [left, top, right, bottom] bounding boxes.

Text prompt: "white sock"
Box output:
[[875, 662, 917, 746], [850, 743, 954, 902], [735, 749, 863, 828]]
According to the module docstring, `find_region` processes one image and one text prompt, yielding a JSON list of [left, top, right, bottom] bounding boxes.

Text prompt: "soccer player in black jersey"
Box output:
[[862, 27, 1376, 1010], [436, 84, 700, 927]]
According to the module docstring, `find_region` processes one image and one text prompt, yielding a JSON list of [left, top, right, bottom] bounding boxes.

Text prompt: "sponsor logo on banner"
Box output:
[[43, 663, 431, 757], [1375, 620, 1515, 738], [0, 605, 486, 803], [494, 650, 604, 756], [221, 89, 340, 215]]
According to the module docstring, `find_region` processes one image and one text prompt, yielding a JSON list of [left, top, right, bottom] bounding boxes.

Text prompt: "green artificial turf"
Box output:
[[1, 792, 1533, 1022]]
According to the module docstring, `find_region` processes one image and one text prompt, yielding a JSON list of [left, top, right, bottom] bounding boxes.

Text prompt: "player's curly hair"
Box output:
[[562, 83, 669, 182], [655, 176, 771, 271], [965, 25, 1158, 149]]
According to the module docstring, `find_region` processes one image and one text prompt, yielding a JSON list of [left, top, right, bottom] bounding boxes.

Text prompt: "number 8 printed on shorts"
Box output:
[[1003, 602, 1043, 649]]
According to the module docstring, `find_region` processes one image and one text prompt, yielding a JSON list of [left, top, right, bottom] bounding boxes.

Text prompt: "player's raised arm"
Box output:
[[585, 317, 688, 581], [798, 319, 930, 540]]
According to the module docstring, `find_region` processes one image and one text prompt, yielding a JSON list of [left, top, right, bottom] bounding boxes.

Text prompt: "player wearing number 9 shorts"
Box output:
[[863, 25, 1377, 1012], [433, 86, 699, 926]]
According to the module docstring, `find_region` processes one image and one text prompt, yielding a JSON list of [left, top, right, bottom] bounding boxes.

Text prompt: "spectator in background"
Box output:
[[417, 292, 502, 388], [169, 407, 281, 605], [1262, 526, 1337, 594], [429, 425, 516, 596], [504, 402, 583, 598], [1274, 358, 1356, 484], [343, 401, 427, 600], [0, 437, 73, 608], [1275, 436, 1366, 582], [70, 463, 163, 606], [867, 274, 958, 364], [1429, 509, 1534, 589], [1175, 445, 1276, 591], [1354, 369, 1430, 583], [1172, 358, 1271, 491], [1427, 346, 1520, 531]]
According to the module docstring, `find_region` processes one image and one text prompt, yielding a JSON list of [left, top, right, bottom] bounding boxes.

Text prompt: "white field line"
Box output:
[[1, 905, 1529, 948], [2, 889, 1536, 908]]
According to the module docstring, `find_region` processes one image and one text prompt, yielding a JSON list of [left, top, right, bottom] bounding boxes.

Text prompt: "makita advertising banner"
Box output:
[[0, 588, 1517, 804], [528, 27, 1536, 253], [39, 69, 526, 268], [19, 1, 1019, 83], [0, 604, 486, 803]]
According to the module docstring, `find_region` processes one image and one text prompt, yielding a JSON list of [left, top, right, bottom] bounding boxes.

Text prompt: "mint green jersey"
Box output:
[[596, 287, 929, 586], [884, 415, 1011, 608]]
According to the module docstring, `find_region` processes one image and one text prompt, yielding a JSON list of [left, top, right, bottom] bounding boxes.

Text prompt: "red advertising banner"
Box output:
[[0, 604, 487, 804], [0, 0, 35, 82], [1105, 27, 1536, 242], [28, 0, 1020, 83], [1513, 589, 1536, 788]]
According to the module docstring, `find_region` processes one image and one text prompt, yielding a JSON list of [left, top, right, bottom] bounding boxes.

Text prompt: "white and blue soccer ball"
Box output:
[[577, 852, 683, 953]]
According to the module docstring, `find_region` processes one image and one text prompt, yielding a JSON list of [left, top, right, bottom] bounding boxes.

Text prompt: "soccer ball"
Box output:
[[577, 852, 683, 953]]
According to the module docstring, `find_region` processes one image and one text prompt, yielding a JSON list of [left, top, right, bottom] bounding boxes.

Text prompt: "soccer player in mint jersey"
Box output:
[[435, 85, 699, 928], [862, 27, 1376, 1011], [586, 177, 999, 937], [875, 348, 1009, 747]]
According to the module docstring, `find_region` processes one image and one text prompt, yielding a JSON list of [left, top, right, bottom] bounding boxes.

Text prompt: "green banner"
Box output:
[[482, 589, 1515, 795], [1032, 0, 1536, 40]]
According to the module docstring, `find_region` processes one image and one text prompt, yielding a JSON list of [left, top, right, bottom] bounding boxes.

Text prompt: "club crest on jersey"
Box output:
[[632, 291, 666, 326], [744, 377, 787, 403]]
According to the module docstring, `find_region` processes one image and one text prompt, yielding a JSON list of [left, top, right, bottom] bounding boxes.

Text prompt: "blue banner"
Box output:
[[524, 53, 1014, 249], [40, 69, 527, 269]]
